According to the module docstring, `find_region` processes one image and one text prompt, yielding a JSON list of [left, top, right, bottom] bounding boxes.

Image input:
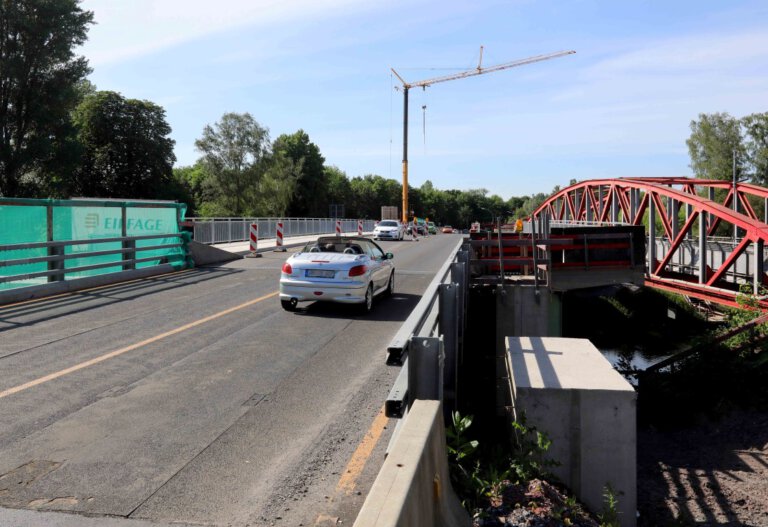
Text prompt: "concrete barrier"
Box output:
[[505, 337, 637, 527], [187, 240, 241, 265], [354, 400, 470, 527]]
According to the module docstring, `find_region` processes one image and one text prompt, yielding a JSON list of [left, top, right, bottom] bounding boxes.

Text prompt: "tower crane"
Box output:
[[391, 47, 576, 224]]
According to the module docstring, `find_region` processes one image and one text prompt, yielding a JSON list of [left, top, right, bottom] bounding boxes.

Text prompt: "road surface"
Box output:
[[0, 233, 462, 526]]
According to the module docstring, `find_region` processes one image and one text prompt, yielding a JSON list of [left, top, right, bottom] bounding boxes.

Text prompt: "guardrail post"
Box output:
[[407, 336, 444, 405], [121, 206, 136, 271], [46, 205, 61, 283], [439, 284, 459, 417]]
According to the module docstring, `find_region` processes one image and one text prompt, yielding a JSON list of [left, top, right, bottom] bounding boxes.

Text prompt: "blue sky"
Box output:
[[77, 0, 768, 200]]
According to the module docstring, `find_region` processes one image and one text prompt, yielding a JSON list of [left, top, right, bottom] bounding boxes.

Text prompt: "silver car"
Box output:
[[373, 220, 405, 241], [279, 236, 395, 313]]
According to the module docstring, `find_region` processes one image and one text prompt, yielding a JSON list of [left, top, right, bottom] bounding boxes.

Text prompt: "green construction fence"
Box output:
[[0, 198, 189, 291]]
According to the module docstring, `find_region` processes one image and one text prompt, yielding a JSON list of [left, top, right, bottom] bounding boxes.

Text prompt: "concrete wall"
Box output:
[[506, 337, 637, 527], [354, 400, 470, 527], [495, 285, 562, 413], [495, 284, 561, 351]]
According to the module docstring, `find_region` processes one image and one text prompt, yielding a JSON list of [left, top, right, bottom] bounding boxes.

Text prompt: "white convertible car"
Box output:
[[279, 236, 395, 313]]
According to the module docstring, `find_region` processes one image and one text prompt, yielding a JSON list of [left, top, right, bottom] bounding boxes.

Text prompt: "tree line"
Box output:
[[1, 1, 766, 228]]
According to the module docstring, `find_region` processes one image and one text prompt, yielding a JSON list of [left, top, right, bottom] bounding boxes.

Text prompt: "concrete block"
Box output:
[[506, 337, 636, 527]]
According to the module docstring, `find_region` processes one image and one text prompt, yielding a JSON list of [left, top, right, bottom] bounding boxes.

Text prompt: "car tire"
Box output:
[[281, 298, 297, 312], [385, 271, 394, 296], [359, 284, 374, 314]]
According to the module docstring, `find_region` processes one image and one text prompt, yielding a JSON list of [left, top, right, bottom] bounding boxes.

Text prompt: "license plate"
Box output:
[[306, 269, 335, 278]]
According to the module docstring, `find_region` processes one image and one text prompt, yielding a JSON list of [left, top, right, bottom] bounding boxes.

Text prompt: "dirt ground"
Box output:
[[637, 408, 768, 527]]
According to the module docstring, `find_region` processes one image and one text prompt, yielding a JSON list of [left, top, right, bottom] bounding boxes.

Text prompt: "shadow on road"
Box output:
[[292, 292, 421, 322], [0, 267, 243, 332]]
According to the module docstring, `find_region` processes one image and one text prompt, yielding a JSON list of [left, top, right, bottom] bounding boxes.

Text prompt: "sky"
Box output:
[[77, 0, 768, 201]]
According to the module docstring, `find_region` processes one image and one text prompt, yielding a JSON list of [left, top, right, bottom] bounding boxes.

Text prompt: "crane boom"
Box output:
[[391, 48, 576, 224], [393, 49, 575, 89]]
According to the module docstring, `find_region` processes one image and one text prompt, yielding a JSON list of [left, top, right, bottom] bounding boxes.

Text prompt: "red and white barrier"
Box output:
[[335, 220, 342, 236], [274, 220, 286, 252], [245, 222, 262, 258], [357, 220, 363, 236]]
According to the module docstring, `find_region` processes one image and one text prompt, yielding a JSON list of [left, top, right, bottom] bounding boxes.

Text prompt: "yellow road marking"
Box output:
[[0, 269, 195, 310], [336, 405, 390, 495], [0, 290, 279, 399]]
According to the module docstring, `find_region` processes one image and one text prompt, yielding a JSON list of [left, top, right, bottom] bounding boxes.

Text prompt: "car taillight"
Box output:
[[348, 265, 367, 277], [282, 262, 292, 274]]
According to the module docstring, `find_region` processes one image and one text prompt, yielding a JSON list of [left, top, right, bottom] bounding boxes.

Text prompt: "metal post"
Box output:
[[439, 284, 459, 416], [46, 205, 63, 283], [531, 216, 539, 290], [733, 150, 738, 240], [122, 206, 135, 271], [574, 189, 581, 222], [686, 203, 693, 240], [401, 86, 410, 224], [610, 188, 618, 223], [754, 239, 764, 295], [699, 210, 707, 284], [598, 186, 604, 223], [407, 336, 444, 404], [451, 261, 467, 340], [649, 196, 656, 275]]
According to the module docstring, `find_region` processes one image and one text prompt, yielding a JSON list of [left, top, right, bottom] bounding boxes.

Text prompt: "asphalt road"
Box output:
[[0, 233, 463, 527]]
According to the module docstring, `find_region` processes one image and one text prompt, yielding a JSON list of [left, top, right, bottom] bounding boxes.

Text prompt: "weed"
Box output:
[[597, 483, 621, 527]]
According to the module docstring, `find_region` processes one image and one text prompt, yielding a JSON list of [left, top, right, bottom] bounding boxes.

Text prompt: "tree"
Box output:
[[687, 112, 747, 182], [273, 130, 326, 217], [325, 165, 352, 215], [0, 0, 94, 197], [742, 113, 768, 186], [194, 112, 269, 216], [69, 91, 176, 198], [259, 153, 301, 217]]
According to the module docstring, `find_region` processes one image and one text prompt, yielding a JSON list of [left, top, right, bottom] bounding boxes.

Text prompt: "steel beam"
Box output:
[[439, 284, 459, 416]]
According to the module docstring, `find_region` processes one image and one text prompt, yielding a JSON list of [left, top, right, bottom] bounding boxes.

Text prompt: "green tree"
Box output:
[[687, 112, 747, 181], [0, 0, 94, 197], [259, 153, 301, 217], [69, 91, 176, 198], [325, 165, 352, 215], [273, 130, 326, 217], [742, 112, 768, 186], [194, 112, 269, 216]]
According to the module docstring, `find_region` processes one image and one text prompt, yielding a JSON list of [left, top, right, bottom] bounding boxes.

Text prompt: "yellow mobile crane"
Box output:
[[391, 47, 575, 225]]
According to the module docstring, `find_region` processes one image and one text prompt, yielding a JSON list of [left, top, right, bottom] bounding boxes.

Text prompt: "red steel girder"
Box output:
[[653, 209, 699, 276], [533, 177, 768, 308]]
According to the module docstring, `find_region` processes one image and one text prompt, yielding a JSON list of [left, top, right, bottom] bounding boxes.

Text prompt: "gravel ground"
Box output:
[[638, 408, 768, 527]]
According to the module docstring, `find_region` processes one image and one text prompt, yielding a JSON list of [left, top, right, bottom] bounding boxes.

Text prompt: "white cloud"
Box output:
[[79, 0, 378, 66]]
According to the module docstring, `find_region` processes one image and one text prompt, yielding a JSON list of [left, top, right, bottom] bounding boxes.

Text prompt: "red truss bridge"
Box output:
[[532, 177, 768, 309]]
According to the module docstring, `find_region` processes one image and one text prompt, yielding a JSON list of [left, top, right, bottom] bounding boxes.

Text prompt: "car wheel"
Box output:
[[281, 298, 297, 311], [359, 283, 374, 314], [385, 271, 394, 296]]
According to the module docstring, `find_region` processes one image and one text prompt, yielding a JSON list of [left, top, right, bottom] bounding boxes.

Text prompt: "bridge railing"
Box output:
[[385, 238, 469, 419], [186, 217, 378, 244]]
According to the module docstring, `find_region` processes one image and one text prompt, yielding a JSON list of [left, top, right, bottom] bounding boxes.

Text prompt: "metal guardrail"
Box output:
[[0, 233, 188, 285], [385, 238, 469, 419], [186, 217, 378, 244]]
